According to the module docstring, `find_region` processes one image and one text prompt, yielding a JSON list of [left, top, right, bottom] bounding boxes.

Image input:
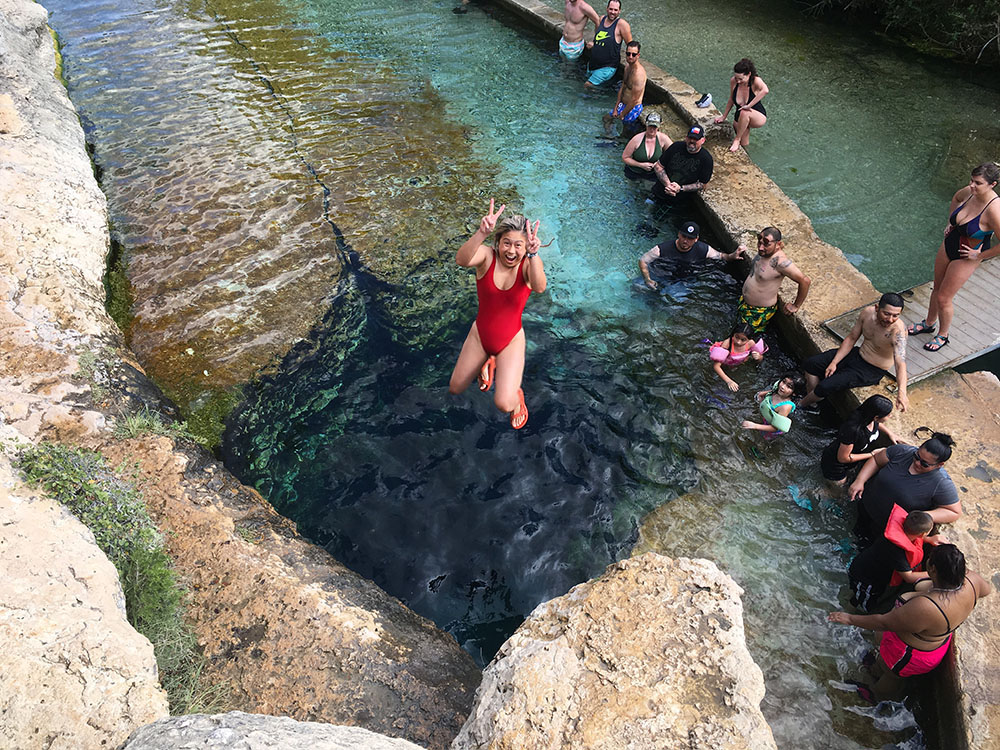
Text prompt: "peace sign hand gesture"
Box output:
[[525, 218, 541, 255], [480, 198, 506, 235]]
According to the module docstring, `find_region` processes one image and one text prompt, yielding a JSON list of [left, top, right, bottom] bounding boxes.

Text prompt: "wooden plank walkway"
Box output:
[[821, 259, 1000, 385]]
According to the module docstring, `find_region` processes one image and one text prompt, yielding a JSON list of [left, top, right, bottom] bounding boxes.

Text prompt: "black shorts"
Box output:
[[803, 348, 888, 398]]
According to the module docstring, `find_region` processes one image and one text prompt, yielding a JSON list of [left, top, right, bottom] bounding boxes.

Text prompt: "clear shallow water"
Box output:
[[47, 0, 935, 746], [539, 0, 1000, 291]]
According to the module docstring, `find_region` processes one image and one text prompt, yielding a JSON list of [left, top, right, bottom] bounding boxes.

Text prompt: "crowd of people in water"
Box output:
[[448, 0, 997, 707]]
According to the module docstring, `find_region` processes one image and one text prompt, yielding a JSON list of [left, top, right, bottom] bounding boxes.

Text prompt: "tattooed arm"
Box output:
[[778, 257, 811, 314], [892, 325, 909, 412]]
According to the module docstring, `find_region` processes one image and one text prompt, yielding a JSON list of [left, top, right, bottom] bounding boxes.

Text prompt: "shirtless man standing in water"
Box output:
[[800, 293, 910, 412], [559, 0, 600, 60], [737, 226, 811, 334], [606, 41, 647, 134]]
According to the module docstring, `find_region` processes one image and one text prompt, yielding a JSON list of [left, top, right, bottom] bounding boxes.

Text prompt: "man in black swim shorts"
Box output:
[[799, 293, 909, 412]]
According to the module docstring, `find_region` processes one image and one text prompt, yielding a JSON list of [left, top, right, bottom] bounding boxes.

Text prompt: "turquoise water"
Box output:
[[47, 0, 939, 746], [539, 0, 1000, 292]]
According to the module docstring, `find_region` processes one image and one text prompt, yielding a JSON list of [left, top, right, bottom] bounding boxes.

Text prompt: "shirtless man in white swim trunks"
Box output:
[[560, 0, 600, 60]]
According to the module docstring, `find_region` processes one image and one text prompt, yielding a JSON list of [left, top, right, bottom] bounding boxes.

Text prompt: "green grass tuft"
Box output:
[[14, 443, 229, 714]]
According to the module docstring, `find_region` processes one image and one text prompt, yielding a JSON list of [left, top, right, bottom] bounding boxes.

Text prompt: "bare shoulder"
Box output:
[[859, 304, 877, 322], [954, 185, 973, 202]]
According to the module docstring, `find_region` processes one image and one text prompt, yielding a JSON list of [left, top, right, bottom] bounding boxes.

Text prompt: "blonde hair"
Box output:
[[493, 214, 528, 247]]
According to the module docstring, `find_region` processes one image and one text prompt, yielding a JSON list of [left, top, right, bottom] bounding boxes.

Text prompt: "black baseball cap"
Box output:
[[687, 125, 706, 139], [679, 221, 700, 238]]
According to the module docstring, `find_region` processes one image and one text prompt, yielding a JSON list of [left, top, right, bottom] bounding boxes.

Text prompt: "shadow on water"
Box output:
[[223, 263, 713, 664]]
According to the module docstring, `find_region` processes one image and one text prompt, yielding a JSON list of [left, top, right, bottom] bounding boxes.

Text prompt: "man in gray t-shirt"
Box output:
[[849, 443, 961, 540]]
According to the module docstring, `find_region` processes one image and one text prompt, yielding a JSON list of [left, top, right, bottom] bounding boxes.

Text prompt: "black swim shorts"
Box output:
[[803, 347, 888, 399]]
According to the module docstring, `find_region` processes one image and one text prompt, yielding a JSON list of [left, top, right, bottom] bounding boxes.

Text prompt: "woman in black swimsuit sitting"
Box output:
[[829, 544, 991, 701], [713, 58, 768, 153], [907, 162, 1000, 352]]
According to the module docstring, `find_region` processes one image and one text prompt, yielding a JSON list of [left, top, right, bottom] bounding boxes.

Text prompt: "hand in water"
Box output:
[[480, 198, 506, 235], [828, 612, 851, 625], [727, 381, 739, 392], [645, 279, 658, 290]]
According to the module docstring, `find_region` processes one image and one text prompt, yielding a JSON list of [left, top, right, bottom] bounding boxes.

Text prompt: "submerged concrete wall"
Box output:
[[488, 1, 1000, 748]]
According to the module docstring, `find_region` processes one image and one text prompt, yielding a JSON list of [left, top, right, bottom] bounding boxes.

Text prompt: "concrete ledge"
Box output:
[[489, 1, 999, 747]]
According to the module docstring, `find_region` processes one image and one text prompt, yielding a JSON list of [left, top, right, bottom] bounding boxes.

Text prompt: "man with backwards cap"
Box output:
[[651, 124, 714, 204], [638, 221, 746, 288]]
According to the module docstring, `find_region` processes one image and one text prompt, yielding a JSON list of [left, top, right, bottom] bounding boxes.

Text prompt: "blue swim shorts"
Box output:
[[559, 37, 585, 60], [587, 66, 616, 86], [614, 101, 643, 123]]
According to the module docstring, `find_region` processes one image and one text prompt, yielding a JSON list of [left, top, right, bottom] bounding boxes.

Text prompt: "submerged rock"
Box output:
[[101, 436, 480, 750], [0, 453, 168, 750], [452, 553, 776, 750], [120, 712, 426, 749]]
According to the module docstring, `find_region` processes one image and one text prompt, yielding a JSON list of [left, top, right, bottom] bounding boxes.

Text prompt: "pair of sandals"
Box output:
[[478, 357, 528, 429], [907, 320, 949, 352]]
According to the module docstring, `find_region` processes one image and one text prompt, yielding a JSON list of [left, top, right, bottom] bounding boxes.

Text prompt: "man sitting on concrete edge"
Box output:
[[799, 292, 909, 412]]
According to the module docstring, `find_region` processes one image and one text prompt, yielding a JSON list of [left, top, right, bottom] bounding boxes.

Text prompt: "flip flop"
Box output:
[[923, 334, 950, 352], [478, 356, 496, 392], [510, 388, 528, 430], [906, 319, 935, 335]]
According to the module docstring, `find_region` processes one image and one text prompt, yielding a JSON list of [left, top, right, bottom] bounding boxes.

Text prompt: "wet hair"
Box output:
[[733, 58, 758, 85], [760, 226, 781, 243], [902, 511, 934, 536], [729, 322, 756, 347], [849, 394, 893, 427], [878, 292, 905, 310], [926, 543, 966, 590], [777, 371, 806, 396], [492, 214, 528, 248], [626, 40, 640, 53], [971, 162, 1000, 186], [921, 432, 955, 463]]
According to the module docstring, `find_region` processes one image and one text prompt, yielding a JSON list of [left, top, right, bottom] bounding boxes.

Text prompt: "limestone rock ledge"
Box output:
[[119, 711, 427, 750], [101, 436, 480, 750], [452, 553, 776, 750], [0, 453, 169, 750]]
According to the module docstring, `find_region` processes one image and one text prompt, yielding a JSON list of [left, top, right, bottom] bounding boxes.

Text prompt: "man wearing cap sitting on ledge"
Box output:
[[651, 125, 714, 205], [638, 221, 746, 288]]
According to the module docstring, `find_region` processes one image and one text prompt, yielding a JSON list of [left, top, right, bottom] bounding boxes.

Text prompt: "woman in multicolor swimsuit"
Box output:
[[907, 162, 1000, 352], [449, 199, 547, 429], [829, 544, 991, 701], [713, 58, 769, 153]]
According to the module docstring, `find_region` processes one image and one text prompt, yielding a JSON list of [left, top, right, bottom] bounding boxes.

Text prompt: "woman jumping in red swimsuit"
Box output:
[[449, 199, 547, 429]]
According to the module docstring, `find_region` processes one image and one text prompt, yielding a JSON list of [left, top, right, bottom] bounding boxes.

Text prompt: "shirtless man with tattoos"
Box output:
[[799, 293, 909, 412], [737, 226, 811, 333]]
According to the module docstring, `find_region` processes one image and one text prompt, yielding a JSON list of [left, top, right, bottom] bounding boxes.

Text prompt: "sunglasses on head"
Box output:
[[757, 234, 774, 246]]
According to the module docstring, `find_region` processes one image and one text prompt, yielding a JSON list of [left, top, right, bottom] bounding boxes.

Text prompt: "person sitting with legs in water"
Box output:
[[559, 0, 600, 61], [798, 293, 909, 413], [709, 322, 767, 392], [742, 372, 804, 435], [713, 58, 769, 153], [449, 199, 547, 430], [829, 544, 991, 702], [848, 509, 939, 614], [907, 162, 1000, 352], [820, 394, 900, 485]]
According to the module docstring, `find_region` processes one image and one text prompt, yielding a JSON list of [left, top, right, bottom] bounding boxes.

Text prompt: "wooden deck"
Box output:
[[821, 259, 1000, 385]]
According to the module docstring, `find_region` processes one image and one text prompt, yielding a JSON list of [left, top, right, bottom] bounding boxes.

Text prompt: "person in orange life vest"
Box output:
[[449, 199, 547, 430], [848, 508, 942, 613]]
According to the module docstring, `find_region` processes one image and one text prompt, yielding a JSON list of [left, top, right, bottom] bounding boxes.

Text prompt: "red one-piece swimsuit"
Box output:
[[475, 253, 532, 356]]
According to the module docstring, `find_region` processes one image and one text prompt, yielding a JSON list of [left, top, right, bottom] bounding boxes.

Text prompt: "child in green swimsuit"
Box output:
[[742, 373, 804, 435]]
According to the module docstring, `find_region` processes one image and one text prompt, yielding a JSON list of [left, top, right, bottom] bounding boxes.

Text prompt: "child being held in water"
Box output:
[[742, 372, 805, 434], [709, 322, 767, 392]]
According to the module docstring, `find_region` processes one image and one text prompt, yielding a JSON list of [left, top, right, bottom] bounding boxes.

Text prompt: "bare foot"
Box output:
[[729, 140, 742, 153]]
